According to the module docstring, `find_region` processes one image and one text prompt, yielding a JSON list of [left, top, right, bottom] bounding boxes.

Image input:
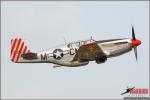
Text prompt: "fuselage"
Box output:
[[18, 38, 133, 67]]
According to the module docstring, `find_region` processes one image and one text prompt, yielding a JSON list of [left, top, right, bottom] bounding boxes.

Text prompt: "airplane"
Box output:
[[121, 87, 135, 95], [11, 26, 141, 67]]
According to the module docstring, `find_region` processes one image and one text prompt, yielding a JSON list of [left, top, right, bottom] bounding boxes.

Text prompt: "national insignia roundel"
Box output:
[[53, 49, 63, 60]]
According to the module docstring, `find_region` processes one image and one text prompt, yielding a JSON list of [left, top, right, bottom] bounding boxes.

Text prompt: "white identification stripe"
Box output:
[[14, 40, 24, 62], [11, 39, 15, 55], [11, 38, 19, 58], [12, 38, 22, 62], [11, 38, 18, 55], [17, 43, 30, 62], [18, 44, 26, 61]]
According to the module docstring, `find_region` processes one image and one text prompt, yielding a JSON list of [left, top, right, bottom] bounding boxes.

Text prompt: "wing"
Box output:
[[72, 42, 105, 61]]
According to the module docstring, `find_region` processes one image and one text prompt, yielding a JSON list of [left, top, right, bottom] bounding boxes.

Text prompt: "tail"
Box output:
[[11, 38, 31, 63]]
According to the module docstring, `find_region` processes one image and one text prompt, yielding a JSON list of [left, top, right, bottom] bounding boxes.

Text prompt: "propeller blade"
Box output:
[[132, 26, 136, 40], [134, 47, 138, 61]]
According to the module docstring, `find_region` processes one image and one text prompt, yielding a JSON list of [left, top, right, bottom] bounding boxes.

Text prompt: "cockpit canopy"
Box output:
[[67, 38, 96, 48]]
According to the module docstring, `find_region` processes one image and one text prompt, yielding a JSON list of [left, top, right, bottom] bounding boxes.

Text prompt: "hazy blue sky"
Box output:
[[1, 1, 149, 99]]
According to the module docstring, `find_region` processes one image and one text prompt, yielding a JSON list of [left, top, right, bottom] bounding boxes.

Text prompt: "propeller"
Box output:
[[134, 47, 138, 60], [131, 26, 141, 61], [132, 26, 136, 40]]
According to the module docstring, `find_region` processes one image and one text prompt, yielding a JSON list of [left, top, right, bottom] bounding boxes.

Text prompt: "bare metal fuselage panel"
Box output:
[[17, 38, 132, 67]]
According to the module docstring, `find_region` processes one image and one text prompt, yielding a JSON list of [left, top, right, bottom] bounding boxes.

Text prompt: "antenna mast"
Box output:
[[63, 37, 66, 45]]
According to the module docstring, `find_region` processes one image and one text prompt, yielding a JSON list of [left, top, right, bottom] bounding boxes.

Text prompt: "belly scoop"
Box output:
[[53, 61, 89, 67]]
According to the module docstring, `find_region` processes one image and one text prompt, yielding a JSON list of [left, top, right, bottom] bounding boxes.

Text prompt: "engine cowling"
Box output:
[[95, 55, 107, 64]]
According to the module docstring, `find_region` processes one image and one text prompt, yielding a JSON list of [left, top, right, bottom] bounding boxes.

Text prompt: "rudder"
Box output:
[[11, 38, 31, 63]]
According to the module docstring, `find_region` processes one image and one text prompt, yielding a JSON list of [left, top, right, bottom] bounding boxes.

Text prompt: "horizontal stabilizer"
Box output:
[[21, 53, 38, 60]]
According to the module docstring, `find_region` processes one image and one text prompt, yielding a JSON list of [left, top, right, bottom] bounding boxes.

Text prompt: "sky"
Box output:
[[1, 1, 149, 99]]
